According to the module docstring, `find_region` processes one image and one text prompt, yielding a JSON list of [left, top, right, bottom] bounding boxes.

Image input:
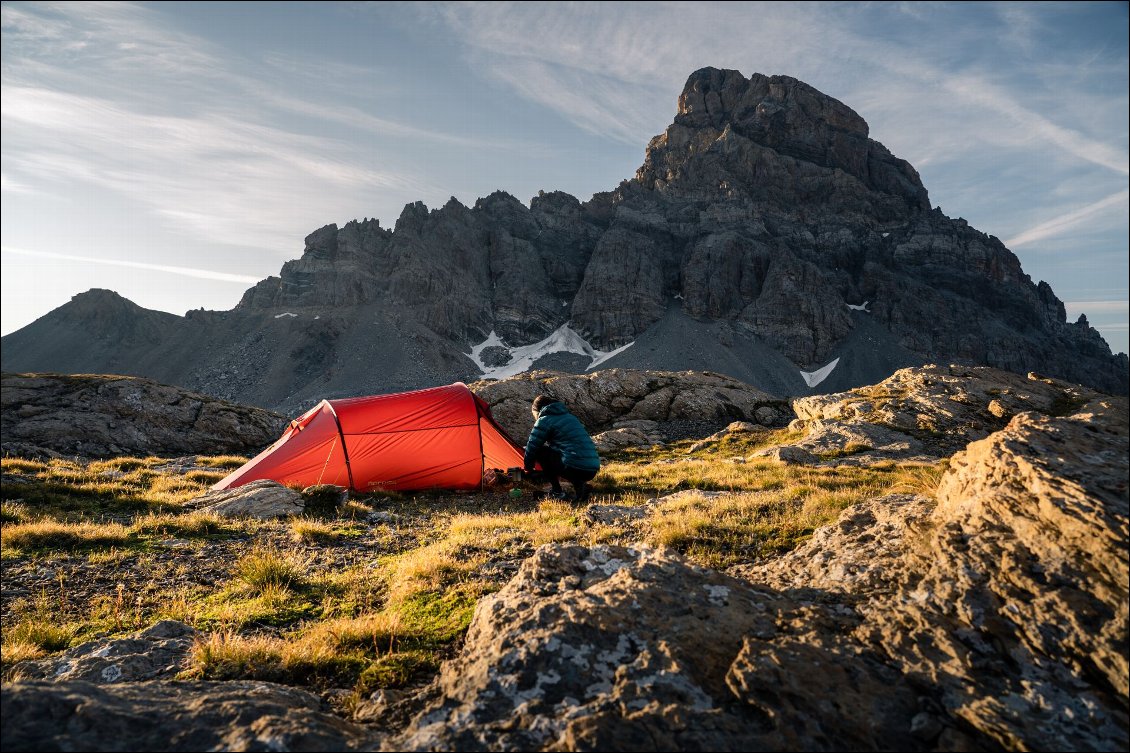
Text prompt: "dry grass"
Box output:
[[290, 518, 340, 543], [234, 544, 307, 594], [185, 470, 228, 485], [87, 457, 154, 474], [131, 511, 233, 539], [384, 540, 485, 606], [1, 458, 48, 474], [195, 455, 250, 469], [0, 455, 246, 519], [1, 610, 75, 670], [887, 461, 948, 496], [1, 519, 133, 554], [185, 597, 459, 692], [3, 439, 952, 693], [1, 512, 240, 556], [186, 630, 365, 687], [0, 500, 31, 524], [446, 499, 579, 548], [637, 460, 946, 568]]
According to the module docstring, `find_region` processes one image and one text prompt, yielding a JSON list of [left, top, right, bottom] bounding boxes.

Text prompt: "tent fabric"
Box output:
[[213, 383, 528, 493]]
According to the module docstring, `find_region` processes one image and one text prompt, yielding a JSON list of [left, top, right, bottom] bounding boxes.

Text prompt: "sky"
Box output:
[[2, 1, 1127, 354]]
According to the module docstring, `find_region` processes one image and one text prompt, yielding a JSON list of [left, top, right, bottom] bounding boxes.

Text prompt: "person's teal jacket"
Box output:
[[524, 402, 601, 473]]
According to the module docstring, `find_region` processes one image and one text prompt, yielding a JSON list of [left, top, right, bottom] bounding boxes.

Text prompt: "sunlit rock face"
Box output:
[[390, 387, 1128, 753], [3, 68, 1126, 408]]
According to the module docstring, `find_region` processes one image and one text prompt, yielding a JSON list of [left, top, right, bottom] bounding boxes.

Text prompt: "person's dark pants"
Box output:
[[532, 446, 597, 501]]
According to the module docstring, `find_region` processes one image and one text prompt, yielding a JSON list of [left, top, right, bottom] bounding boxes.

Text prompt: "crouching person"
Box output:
[[523, 395, 600, 502]]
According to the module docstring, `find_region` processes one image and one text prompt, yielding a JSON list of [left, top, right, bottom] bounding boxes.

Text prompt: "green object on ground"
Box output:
[[509, 487, 523, 499]]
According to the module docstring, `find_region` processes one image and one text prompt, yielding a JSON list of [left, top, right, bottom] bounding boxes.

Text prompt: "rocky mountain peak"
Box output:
[[639, 68, 930, 216], [4, 68, 1126, 403], [58, 289, 180, 334], [303, 223, 338, 254], [67, 288, 140, 314], [676, 68, 868, 138]]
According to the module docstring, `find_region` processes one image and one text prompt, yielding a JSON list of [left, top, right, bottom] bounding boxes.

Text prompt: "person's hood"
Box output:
[[538, 402, 568, 417]]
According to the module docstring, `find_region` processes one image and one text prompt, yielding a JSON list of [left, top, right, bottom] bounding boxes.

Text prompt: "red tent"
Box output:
[[213, 383, 527, 492]]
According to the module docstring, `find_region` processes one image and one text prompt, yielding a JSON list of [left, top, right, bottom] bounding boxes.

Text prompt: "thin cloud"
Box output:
[[0, 2, 496, 255], [256, 88, 542, 153], [1, 84, 416, 250], [485, 57, 662, 144], [1064, 300, 1129, 313], [1, 246, 261, 284], [434, 3, 1128, 180], [1005, 190, 1129, 247], [942, 74, 1128, 177], [0, 173, 37, 195]]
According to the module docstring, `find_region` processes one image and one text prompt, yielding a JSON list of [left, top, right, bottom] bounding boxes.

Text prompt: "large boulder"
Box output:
[[0, 373, 286, 458], [472, 368, 785, 443], [750, 393, 1130, 750], [390, 544, 925, 752], [185, 479, 303, 519], [778, 364, 1108, 461]]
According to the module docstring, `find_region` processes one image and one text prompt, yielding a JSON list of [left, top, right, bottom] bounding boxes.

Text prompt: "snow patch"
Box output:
[[800, 357, 841, 388], [467, 325, 634, 380], [273, 312, 297, 319], [846, 301, 870, 312]]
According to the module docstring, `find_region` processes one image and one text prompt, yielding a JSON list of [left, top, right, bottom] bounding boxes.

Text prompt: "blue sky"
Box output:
[[2, 1, 1127, 353]]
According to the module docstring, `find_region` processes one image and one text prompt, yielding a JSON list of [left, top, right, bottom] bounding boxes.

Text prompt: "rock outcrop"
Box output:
[[10, 621, 196, 684], [771, 363, 1110, 462], [393, 390, 1128, 751], [471, 368, 787, 444], [185, 479, 304, 519], [3, 69, 1125, 409], [390, 542, 944, 752], [1, 680, 373, 752], [0, 373, 286, 459]]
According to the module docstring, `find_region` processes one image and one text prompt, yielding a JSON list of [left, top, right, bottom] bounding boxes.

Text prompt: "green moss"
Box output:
[[355, 650, 439, 693], [194, 587, 320, 629], [392, 588, 478, 647]]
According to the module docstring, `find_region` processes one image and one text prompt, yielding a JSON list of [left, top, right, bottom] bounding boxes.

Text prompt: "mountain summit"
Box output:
[[4, 68, 1126, 410]]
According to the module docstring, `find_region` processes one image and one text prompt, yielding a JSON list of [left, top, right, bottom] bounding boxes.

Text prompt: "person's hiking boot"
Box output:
[[546, 490, 570, 501], [574, 483, 591, 504]]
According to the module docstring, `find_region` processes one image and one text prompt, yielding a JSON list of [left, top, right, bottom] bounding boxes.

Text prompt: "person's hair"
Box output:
[[532, 395, 559, 412]]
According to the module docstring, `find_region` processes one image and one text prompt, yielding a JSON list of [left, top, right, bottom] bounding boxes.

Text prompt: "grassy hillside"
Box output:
[[1, 436, 943, 711]]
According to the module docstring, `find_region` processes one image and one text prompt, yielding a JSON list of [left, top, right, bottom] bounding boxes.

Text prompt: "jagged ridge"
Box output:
[[2, 68, 1126, 407]]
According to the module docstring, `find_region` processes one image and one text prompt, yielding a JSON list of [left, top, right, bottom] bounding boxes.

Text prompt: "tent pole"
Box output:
[[473, 392, 486, 492], [327, 403, 356, 492]]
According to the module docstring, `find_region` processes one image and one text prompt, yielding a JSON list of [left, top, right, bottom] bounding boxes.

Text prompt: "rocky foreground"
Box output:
[[1, 365, 1126, 751], [388, 373, 1128, 752]]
